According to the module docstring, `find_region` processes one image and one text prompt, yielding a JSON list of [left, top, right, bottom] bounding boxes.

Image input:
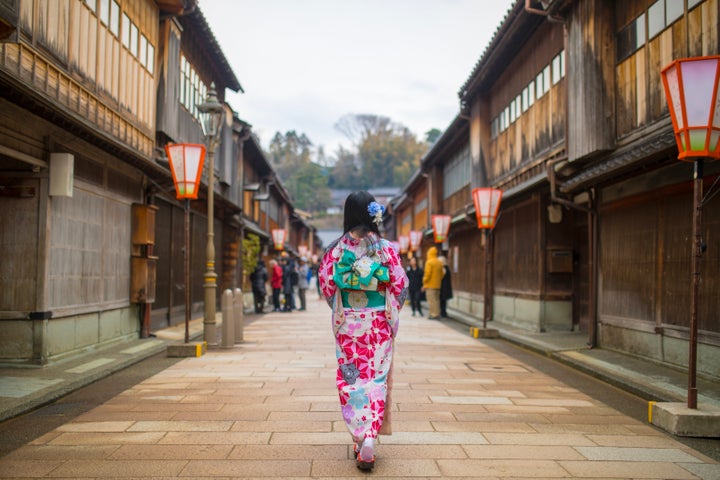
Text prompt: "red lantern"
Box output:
[[272, 229, 286, 251], [409, 230, 423, 251], [165, 143, 206, 199], [472, 188, 503, 229], [431, 214, 451, 243], [398, 235, 409, 253], [661, 56, 720, 161]]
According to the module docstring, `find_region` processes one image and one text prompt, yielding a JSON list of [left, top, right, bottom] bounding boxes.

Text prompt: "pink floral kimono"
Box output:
[[319, 232, 408, 443]]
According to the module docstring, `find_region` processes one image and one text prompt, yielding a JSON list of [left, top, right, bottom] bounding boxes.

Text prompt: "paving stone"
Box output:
[[227, 444, 347, 460], [3, 445, 120, 460], [0, 460, 65, 477], [574, 446, 704, 463], [437, 459, 568, 477], [55, 421, 133, 432], [49, 459, 187, 477], [110, 444, 233, 460], [463, 444, 585, 460], [559, 460, 699, 479], [49, 431, 165, 445]]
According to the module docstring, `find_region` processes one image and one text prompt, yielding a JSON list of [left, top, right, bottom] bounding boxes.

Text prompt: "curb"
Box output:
[[0, 339, 167, 423]]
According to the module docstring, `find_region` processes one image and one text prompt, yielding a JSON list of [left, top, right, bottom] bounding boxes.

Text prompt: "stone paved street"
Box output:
[[1, 296, 718, 479]]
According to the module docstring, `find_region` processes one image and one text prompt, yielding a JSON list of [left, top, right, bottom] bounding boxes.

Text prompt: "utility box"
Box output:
[[130, 203, 158, 304], [547, 248, 573, 273], [131, 256, 157, 303], [131, 203, 158, 246]]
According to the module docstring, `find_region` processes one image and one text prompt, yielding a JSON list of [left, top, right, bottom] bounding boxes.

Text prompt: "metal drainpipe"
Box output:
[[546, 159, 598, 348]]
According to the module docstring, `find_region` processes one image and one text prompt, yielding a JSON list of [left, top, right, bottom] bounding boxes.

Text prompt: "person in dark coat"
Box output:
[[249, 260, 268, 314], [405, 256, 424, 317], [281, 256, 297, 311], [439, 255, 453, 318]]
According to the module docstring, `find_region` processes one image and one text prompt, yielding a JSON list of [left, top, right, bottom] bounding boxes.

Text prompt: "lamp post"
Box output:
[[472, 187, 503, 329], [661, 56, 720, 409], [431, 214, 452, 244], [197, 83, 225, 345], [165, 143, 206, 343]]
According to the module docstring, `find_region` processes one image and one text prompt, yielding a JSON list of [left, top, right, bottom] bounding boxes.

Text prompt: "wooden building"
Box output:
[[0, 0, 303, 364], [395, 0, 719, 379]]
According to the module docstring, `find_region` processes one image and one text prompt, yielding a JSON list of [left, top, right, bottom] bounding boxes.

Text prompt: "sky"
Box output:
[[199, 0, 516, 158]]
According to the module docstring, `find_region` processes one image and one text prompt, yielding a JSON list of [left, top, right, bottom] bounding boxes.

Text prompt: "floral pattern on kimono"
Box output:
[[319, 232, 408, 442]]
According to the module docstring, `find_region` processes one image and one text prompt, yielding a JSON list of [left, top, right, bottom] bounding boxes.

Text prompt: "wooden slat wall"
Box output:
[[397, 205, 412, 236], [48, 186, 129, 310], [615, 1, 719, 139], [444, 185, 470, 217], [494, 198, 541, 296], [567, 0, 615, 162], [451, 227, 484, 296], [0, 178, 39, 312], [413, 187, 427, 230], [8, 0, 157, 156], [486, 21, 565, 183], [600, 178, 720, 332]]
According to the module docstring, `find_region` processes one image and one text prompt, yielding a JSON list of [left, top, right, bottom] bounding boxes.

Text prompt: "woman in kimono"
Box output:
[[318, 191, 408, 470]]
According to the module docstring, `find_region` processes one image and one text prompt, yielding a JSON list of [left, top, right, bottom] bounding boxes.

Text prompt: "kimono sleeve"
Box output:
[[318, 244, 338, 307], [383, 242, 409, 307]]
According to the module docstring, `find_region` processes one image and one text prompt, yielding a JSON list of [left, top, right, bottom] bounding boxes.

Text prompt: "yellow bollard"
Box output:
[[648, 401, 656, 423]]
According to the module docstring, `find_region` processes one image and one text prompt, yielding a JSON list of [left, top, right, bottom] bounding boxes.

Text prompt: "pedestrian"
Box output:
[[281, 256, 297, 311], [297, 256, 309, 310], [405, 256, 424, 317], [439, 255, 453, 318], [422, 246, 444, 320], [270, 259, 283, 312], [249, 260, 268, 314], [318, 191, 408, 471]]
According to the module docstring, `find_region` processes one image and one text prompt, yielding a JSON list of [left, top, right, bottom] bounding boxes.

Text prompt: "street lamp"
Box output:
[[272, 228, 286, 251], [661, 56, 720, 409], [431, 214, 452, 243], [165, 143, 206, 343], [472, 187, 503, 329], [197, 83, 225, 345]]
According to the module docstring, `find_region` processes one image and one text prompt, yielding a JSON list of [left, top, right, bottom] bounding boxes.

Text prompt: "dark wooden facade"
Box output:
[[0, 0, 304, 364], [394, 0, 719, 378]]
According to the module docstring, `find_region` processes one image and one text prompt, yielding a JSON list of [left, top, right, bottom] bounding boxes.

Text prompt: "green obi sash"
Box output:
[[339, 290, 386, 309], [333, 249, 389, 290], [333, 249, 389, 308]]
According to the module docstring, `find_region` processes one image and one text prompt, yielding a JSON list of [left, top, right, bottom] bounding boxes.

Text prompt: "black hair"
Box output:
[[343, 190, 380, 235]]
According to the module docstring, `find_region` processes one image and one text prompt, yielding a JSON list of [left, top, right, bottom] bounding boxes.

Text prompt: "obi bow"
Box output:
[[333, 249, 389, 291]]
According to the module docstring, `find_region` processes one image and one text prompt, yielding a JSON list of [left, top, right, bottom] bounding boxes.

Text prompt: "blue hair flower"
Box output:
[[367, 201, 385, 225]]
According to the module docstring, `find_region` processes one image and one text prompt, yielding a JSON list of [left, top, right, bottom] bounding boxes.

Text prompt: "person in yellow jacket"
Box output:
[[422, 246, 444, 319]]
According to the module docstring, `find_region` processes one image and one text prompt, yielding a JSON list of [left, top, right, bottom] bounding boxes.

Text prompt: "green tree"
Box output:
[[268, 130, 313, 181], [425, 128, 442, 144], [335, 114, 426, 188], [328, 145, 362, 189], [242, 233, 261, 287], [285, 161, 331, 213], [267, 130, 331, 213]]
